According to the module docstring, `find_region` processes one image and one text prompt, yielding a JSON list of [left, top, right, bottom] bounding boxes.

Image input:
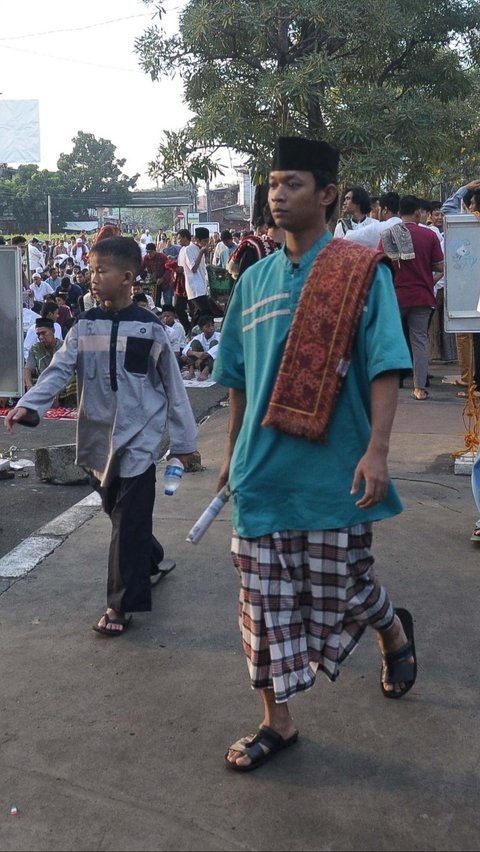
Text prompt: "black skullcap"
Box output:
[[35, 318, 54, 329], [195, 227, 210, 240], [271, 136, 339, 176], [161, 304, 175, 313]]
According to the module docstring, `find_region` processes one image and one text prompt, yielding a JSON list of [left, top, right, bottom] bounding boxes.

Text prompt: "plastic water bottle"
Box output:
[[186, 485, 230, 543], [163, 457, 184, 496]]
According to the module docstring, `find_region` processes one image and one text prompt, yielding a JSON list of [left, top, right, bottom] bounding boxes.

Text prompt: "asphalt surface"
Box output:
[[1, 362, 480, 851], [0, 383, 228, 559]]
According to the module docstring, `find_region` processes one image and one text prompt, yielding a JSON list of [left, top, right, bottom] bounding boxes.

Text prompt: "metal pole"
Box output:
[[47, 194, 52, 240], [206, 179, 211, 220]]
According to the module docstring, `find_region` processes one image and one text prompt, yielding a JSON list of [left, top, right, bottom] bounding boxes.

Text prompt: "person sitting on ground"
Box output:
[[30, 272, 54, 307], [24, 318, 63, 395], [79, 283, 99, 312], [160, 304, 186, 366], [55, 275, 83, 316], [132, 278, 155, 309], [45, 266, 61, 290], [24, 301, 63, 361], [182, 314, 221, 381], [133, 291, 161, 316], [54, 291, 75, 335]]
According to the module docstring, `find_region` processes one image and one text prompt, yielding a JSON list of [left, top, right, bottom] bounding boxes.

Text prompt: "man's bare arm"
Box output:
[[351, 371, 399, 509], [24, 367, 33, 391], [217, 388, 246, 491]]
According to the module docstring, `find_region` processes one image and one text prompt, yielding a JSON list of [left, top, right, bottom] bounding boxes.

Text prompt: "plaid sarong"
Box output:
[[231, 524, 394, 703]]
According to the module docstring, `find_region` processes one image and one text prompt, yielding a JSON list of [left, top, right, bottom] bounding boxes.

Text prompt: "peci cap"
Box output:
[[195, 227, 210, 240], [161, 304, 175, 313], [271, 136, 340, 176], [35, 318, 54, 329]]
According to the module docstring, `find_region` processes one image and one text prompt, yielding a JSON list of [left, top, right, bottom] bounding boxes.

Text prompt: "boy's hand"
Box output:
[[168, 451, 197, 468], [5, 407, 29, 433]]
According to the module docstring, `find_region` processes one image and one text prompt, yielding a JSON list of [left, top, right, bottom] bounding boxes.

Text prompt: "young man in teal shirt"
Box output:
[[213, 137, 417, 772]]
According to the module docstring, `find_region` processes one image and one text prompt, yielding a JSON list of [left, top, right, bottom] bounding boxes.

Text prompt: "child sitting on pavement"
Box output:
[[182, 314, 221, 381], [160, 304, 187, 367]]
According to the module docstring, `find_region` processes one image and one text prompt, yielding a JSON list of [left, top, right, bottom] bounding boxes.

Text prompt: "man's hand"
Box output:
[[5, 406, 29, 433], [466, 180, 480, 191], [350, 447, 389, 509]]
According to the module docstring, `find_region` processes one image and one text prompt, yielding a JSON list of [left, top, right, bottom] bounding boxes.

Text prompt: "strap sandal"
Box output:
[[92, 613, 132, 637], [380, 607, 417, 699], [224, 724, 298, 772]]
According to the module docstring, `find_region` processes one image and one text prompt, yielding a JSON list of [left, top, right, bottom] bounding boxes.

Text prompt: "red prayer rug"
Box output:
[[0, 407, 78, 420]]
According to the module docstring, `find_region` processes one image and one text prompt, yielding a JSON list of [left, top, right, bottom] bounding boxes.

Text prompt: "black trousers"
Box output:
[[174, 295, 191, 334], [188, 294, 211, 326], [90, 464, 164, 613]]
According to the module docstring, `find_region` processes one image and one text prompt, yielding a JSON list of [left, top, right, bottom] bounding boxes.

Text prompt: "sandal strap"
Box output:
[[382, 658, 415, 685], [230, 726, 285, 757], [382, 639, 413, 665]]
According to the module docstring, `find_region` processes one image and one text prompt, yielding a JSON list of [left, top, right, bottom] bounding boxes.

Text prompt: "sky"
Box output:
[[0, 0, 201, 188]]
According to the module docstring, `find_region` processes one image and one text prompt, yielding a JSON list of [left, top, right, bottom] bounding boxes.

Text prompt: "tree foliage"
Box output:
[[1, 165, 76, 233], [135, 0, 480, 190], [57, 131, 139, 198], [0, 132, 140, 232]]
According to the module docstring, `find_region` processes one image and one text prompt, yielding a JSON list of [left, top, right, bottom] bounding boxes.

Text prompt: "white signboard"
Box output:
[[0, 246, 24, 397], [444, 214, 480, 332], [0, 100, 40, 163]]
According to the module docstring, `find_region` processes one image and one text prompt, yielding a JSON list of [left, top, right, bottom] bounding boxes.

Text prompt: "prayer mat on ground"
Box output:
[[0, 407, 78, 420], [182, 378, 216, 388]]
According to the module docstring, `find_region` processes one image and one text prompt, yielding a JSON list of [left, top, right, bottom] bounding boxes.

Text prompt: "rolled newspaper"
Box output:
[[186, 485, 230, 544]]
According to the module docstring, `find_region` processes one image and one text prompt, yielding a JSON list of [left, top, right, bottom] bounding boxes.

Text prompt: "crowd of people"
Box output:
[[3, 139, 480, 776], [1, 214, 293, 405]]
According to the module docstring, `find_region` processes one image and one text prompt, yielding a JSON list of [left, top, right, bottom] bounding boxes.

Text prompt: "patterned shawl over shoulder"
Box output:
[[262, 238, 391, 443]]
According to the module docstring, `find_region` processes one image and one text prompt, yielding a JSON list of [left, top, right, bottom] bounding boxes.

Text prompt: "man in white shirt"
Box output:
[[344, 191, 402, 248], [28, 238, 45, 273], [333, 187, 375, 238], [177, 227, 211, 324], [29, 273, 54, 304]]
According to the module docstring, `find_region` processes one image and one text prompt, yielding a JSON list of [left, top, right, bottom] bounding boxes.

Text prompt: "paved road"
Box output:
[[2, 367, 480, 851], [0, 383, 228, 559]]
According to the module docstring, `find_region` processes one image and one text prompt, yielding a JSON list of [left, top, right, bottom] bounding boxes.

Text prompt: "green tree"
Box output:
[[57, 131, 139, 201], [0, 165, 77, 233], [135, 0, 480, 189]]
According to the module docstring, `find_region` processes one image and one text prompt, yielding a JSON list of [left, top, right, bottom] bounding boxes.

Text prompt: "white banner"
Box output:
[[0, 100, 40, 163]]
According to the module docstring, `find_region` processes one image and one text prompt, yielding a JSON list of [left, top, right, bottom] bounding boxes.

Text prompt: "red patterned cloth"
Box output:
[[262, 239, 390, 443]]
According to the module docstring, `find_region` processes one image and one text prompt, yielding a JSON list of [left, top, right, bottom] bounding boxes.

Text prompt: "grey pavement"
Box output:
[[0, 383, 227, 559], [1, 365, 480, 851]]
